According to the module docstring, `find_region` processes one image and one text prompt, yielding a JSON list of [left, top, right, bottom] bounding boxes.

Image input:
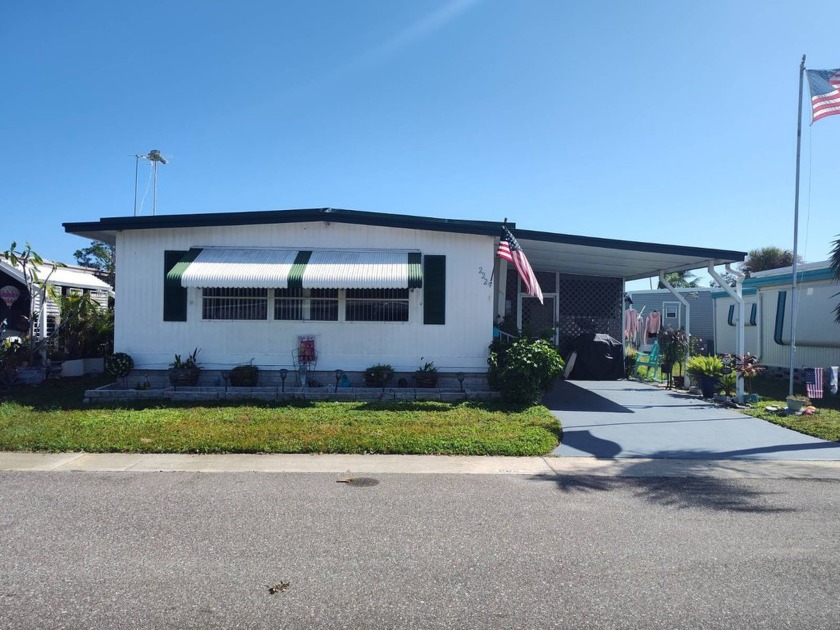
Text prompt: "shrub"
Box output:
[[105, 352, 134, 378], [487, 338, 564, 404], [686, 355, 723, 378], [364, 363, 393, 387]]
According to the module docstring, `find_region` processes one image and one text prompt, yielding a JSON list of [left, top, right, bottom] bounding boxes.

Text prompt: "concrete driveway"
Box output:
[[546, 379, 840, 460]]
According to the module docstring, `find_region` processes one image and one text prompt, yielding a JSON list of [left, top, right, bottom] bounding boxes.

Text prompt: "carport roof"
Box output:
[[64, 207, 746, 281]]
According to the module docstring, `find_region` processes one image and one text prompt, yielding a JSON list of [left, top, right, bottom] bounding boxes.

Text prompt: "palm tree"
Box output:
[[741, 246, 802, 275], [657, 271, 699, 289], [830, 236, 840, 324]]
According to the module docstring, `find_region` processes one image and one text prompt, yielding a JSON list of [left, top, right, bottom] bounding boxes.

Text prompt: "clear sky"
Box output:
[[2, 1, 838, 288]]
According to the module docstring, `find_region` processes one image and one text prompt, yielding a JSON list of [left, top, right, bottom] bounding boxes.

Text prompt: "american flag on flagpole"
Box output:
[[805, 367, 824, 399], [806, 68, 840, 123], [497, 224, 543, 304]]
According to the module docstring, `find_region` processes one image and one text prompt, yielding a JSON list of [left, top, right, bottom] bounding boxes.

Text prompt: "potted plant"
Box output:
[[230, 363, 259, 387], [659, 327, 689, 389], [623, 347, 638, 379], [785, 394, 810, 412], [363, 363, 393, 388], [168, 348, 201, 386], [414, 359, 439, 388], [687, 355, 723, 398], [105, 352, 134, 388], [735, 353, 764, 403]]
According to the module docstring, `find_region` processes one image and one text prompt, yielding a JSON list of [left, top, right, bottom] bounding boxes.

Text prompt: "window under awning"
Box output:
[[169, 248, 423, 289]]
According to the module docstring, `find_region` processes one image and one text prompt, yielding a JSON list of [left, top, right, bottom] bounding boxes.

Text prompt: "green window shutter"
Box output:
[[423, 255, 446, 325], [163, 250, 198, 322]]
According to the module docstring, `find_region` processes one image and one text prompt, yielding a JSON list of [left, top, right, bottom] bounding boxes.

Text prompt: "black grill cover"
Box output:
[[565, 333, 624, 380]]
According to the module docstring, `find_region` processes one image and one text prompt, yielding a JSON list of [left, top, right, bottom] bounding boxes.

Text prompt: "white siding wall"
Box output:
[[115, 222, 496, 372], [715, 283, 840, 369]]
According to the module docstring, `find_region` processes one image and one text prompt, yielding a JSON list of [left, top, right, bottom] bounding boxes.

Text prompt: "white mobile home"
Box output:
[[713, 261, 840, 372], [64, 208, 745, 383]]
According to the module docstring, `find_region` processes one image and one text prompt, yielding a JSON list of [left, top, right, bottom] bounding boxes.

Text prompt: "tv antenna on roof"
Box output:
[[133, 149, 169, 216]]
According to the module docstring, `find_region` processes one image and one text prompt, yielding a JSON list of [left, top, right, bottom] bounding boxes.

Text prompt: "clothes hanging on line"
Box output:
[[624, 308, 638, 340], [643, 311, 661, 344], [830, 366, 839, 395]]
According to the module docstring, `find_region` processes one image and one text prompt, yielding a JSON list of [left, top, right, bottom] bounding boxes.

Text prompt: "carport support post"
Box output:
[[494, 258, 508, 324], [657, 271, 690, 378], [708, 263, 745, 403]]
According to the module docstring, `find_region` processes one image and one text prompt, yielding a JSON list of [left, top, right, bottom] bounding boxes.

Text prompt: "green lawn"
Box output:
[[740, 376, 840, 442], [0, 377, 561, 456]]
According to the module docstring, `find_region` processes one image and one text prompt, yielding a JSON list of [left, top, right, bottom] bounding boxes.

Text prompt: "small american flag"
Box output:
[[497, 224, 543, 304], [806, 69, 840, 123], [805, 367, 824, 399]]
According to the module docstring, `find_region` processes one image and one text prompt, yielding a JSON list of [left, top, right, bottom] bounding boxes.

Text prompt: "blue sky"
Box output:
[[2, 1, 838, 287]]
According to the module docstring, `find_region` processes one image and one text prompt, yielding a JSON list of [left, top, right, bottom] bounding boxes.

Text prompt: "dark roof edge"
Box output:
[[63, 207, 509, 238], [515, 228, 747, 262], [63, 207, 746, 263]]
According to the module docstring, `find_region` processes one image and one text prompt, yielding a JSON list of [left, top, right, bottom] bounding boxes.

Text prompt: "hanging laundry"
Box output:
[[830, 366, 838, 395], [805, 367, 824, 399], [624, 307, 638, 340], [643, 311, 661, 344]]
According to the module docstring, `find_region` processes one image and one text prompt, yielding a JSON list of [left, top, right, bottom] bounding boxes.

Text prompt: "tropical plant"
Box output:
[[718, 372, 737, 397], [686, 355, 724, 378], [414, 359, 438, 388], [740, 246, 801, 275], [2, 242, 63, 366], [56, 294, 114, 358], [171, 348, 201, 369], [487, 337, 564, 404], [830, 235, 840, 324], [657, 271, 699, 289], [624, 346, 638, 378], [658, 327, 689, 376], [417, 358, 437, 372]]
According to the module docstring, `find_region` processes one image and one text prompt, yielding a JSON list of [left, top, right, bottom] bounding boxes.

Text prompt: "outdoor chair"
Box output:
[[633, 341, 662, 382]]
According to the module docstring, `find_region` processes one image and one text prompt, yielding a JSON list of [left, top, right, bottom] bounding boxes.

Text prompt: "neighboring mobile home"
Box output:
[[713, 261, 840, 374], [64, 208, 745, 384], [625, 288, 715, 353], [0, 255, 111, 341]]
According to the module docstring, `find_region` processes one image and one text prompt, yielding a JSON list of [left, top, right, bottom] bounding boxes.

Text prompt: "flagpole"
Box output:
[[789, 54, 806, 397]]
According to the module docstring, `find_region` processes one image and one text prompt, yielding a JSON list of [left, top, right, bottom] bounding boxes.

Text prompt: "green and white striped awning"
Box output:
[[168, 248, 423, 289]]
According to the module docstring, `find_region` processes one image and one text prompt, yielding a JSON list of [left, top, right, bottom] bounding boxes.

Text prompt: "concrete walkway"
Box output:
[[3, 451, 840, 479], [547, 379, 840, 460]]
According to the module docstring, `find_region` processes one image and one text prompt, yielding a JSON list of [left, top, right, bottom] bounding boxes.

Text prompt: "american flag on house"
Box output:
[[497, 224, 543, 304], [806, 69, 840, 123], [805, 367, 824, 399]]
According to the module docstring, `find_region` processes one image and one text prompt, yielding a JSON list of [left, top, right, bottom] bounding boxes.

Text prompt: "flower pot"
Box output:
[[60, 358, 86, 377], [414, 371, 439, 388], [15, 366, 47, 385], [168, 367, 200, 386], [699, 375, 717, 399], [786, 397, 805, 412], [230, 366, 259, 387]]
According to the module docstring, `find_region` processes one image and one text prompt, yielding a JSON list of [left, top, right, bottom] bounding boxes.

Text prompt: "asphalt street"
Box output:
[[3, 470, 840, 629]]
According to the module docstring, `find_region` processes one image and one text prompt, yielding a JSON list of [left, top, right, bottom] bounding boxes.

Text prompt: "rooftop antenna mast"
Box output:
[[133, 149, 168, 216]]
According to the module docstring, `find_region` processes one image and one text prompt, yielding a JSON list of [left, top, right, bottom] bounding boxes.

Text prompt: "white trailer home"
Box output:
[[64, 208, 745, 385], [713, 261, 840, 375]]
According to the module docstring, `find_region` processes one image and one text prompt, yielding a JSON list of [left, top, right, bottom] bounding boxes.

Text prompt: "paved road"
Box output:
[[547, 380, 840, 460], [3, 470, 840, 629]]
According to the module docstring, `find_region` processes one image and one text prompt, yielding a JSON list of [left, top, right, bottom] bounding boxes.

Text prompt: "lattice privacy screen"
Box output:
[[507, 269, 623, 356]]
